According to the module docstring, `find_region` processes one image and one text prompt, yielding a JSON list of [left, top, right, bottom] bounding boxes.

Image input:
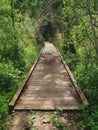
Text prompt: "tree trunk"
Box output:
[[11, 0, 15, 28], [86, 0, 98, 57]]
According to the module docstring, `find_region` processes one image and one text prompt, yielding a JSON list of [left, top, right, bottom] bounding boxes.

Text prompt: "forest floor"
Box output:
[[8, 110, 82, 130]]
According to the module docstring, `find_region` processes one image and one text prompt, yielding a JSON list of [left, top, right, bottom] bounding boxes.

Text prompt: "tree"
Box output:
[[62, 0, 98, 66]]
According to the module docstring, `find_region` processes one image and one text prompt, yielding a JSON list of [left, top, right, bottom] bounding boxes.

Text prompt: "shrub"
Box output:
[[76, 66, 98, 102], [75, 65, 98, 130], [0, 94, 8, 130], [0, 62, 21, 91], [24, 45, 42, 71]]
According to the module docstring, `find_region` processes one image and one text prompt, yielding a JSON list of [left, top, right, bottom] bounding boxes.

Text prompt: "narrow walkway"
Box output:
[[11, 42, 87, 110], [9, 42, 88, 130]]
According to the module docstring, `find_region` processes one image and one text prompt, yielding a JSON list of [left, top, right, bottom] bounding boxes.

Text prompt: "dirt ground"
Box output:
[[8, 110, 82, 130]]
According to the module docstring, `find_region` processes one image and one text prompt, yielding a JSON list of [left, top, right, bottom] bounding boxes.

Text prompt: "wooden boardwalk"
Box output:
[[9, 42, 88, 111]]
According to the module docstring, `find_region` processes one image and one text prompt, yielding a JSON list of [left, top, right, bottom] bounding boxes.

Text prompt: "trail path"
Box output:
[[8, 42, 88, 130]]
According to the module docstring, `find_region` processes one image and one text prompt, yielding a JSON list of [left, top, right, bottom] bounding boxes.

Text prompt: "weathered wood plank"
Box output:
[[24, 86, 73, 90], [14, 101, 80, 110], [27, 77, 70, 84], [19, 96, 76, 100], [14, 106, 80, 110], [21, 93, 73, 97]]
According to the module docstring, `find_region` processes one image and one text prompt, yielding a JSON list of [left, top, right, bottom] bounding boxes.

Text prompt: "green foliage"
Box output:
[[0, 95, 8, 120], [0, 0, 26, 70], [0, 1, 41, 129], [63, 52, 78, 70], [0, 62, 20, 91], [51, 111, 68, 130], [76, 66, 98, 102], [74, 65, 98, 129], [0, 91, 13, 130], [80, 105, 98, 130], [24, 45, 40, 70], [24, 111, 37, 129]]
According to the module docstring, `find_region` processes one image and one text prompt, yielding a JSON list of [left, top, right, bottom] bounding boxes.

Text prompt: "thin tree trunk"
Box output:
[[86, 0, 98, 57], [11, 0, 15, 28]]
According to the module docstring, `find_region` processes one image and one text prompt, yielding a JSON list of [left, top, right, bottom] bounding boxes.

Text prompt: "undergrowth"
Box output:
[[0, 45, 41, 130], [55, 33, 98, 129], [76, 66, 98, 130], [63, 52, 98, 130]]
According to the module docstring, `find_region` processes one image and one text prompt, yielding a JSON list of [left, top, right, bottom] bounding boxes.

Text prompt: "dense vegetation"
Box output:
[[0, 0, 98, 130], [0, 0, 41, 129]]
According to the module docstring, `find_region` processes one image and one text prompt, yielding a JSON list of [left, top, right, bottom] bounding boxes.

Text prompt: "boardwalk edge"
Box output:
[[8, 48, 44, 113], [56, 48, 89, 107]]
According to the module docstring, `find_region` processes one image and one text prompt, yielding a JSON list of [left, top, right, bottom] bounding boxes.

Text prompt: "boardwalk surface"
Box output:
[[13, 42, 86, 110], [9, 42, 88, 130]]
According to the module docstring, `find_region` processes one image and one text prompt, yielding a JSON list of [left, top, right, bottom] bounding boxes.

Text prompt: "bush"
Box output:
[[63, 52, 79, 70], [24, 46, 38, 69], [0, 62, 21, 91], [76, 66, 98, 102], [24, 45, 42, 71], [0, 94, 8, 130], [80, 105, 98, 130], [75, 65, 98, 130]]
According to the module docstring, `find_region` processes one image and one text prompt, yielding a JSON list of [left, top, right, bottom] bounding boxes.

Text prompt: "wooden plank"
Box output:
[[15, 100, 79, 106], [14, 104, 55, 110], [34, 66, 64, 71], [20, 94, 75, 99], [19, 96, 76, 101], [14, 106, 80, 110], [36, 64, 63, 68], [14, 101, 80, 110], [27, 77, 70, 84], [24, 88, 72, 92], [24, 86, 73, 90], [21, 93, 73, 98], [29, 74, 70, 80], [34, 67, 67, 71], [9, 48, 44, 112], [17, 100, 78, 105], [27, 76, 72, 84], [22, 89, 73, 95], [56, 48, 89, 105], [30, 71, 68, 75]]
